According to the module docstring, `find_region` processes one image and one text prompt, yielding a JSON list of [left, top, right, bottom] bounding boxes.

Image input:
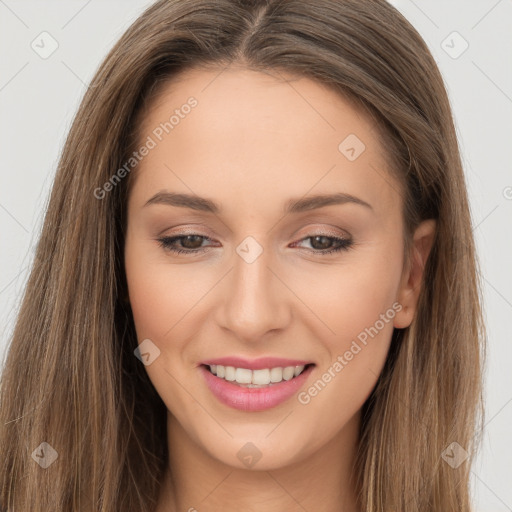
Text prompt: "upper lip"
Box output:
[[200, 356, 313, 370]]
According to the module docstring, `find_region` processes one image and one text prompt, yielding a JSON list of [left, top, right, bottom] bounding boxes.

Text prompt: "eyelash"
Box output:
[[157, 233, 353, 256]]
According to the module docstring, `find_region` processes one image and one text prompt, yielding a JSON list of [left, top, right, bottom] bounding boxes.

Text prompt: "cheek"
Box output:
[[125, 239, 205, 340], [124, 241, 205, 418], [125, 264, 171, 340], [288, 246, 403, 349], [331, 264, 400, 340], [308, 269, 397, 386], [124, 238, 222, 399], [290, 244, 402, 417]]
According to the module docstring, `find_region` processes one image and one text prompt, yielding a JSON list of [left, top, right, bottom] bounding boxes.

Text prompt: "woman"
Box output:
[[0, 0, 485, 510]]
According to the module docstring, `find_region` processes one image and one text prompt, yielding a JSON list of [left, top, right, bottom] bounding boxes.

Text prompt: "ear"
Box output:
[[393, 219, 436, 329]]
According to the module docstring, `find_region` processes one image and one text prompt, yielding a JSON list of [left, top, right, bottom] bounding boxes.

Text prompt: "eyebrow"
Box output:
[[143, 191, 373, 214]]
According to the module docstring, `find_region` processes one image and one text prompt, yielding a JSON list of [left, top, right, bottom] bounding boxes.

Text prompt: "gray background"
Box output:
[[0, 1, 511, 510]]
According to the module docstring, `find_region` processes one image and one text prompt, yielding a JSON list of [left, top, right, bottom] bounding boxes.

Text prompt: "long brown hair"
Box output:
[[0, 0, 485, 510]]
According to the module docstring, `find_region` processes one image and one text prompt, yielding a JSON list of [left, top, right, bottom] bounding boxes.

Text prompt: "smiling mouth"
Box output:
[[202, 363, 314, 388]]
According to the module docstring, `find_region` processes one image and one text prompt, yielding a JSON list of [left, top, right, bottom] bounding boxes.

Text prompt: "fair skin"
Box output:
[[124, 65, 435, 512]]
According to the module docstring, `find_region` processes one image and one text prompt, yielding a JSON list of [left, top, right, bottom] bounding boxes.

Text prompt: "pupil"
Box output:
[[312, 236, 331, 249], [183, 235, 203, 249]]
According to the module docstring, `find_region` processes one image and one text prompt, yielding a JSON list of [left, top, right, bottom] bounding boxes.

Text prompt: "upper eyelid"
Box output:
[[160, 231, 350, 240], [161, 224, 351, 239]]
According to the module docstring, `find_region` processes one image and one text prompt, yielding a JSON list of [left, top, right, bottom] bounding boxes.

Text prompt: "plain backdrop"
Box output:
[[0, 1, 511, 510]]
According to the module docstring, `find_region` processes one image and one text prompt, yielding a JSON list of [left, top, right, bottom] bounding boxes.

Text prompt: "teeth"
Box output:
[[225, 366, 236, 381], [235, 368, 252, 384], [294, 365, 304, 377], [208, 364, 307, 385], [269, 367, 283, 383], [252, 369, 270, 385], [282, 367, 295, 381]]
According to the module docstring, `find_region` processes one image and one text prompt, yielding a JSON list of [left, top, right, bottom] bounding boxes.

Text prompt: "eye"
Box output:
[[157, 232, 353, 256], [157, 234, 214, 255], [291, 234, 353, 255]]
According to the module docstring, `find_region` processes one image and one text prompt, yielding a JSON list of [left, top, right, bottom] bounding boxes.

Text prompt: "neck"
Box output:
[[156, 411, 362, 512]]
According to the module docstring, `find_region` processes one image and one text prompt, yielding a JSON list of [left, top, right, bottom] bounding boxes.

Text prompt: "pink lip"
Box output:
[[199, 363, 314, 412], [200, 356, 312, 370]]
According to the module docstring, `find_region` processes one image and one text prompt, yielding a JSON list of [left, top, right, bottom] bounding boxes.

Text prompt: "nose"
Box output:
[[215, 241, 292, 343]]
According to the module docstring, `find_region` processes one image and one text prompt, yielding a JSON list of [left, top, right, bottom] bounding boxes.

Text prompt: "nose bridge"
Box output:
[[218, 236, 290, 341]]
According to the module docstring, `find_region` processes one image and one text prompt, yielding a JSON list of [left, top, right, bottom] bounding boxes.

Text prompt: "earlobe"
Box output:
[[393, 219, 437, 329]]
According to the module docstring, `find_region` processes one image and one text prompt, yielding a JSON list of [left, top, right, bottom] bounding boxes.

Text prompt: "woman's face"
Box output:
[[124, 66, 425, 470]]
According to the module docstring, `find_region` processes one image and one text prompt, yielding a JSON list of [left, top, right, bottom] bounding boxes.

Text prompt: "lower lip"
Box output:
[[200, 364, 314, 412]]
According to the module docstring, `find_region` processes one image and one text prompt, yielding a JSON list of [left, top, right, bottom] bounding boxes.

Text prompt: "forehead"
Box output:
[[130, 66, 400, 218], [142, 65, 373, 143]]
